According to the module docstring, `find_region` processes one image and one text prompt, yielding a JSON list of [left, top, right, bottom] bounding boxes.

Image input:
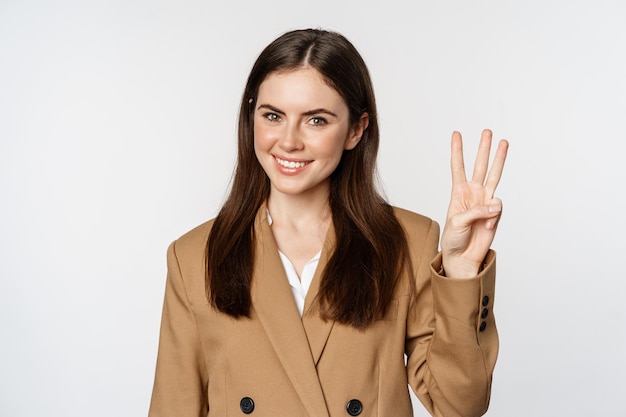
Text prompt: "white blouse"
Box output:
[[277, 251, 320, 316], [267, 211, 320, 316]]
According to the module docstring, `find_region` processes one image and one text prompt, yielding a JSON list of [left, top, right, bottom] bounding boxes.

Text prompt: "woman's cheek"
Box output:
[[253, 124, 274, 151]]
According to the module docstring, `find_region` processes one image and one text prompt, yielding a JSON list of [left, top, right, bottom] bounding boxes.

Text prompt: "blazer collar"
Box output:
[[251, 204, 333, 417], [302, 222, 335, 366]]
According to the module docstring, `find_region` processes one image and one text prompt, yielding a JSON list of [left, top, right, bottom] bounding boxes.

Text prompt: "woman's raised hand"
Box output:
[[440, 129, 509, 278]]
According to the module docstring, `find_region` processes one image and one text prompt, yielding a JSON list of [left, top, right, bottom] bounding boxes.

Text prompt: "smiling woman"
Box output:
[[148, 28, 507, 417]]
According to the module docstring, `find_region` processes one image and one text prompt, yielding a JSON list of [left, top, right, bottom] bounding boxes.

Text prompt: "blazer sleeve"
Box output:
[[148, 241, 209, 417], [405, 220, 499, 417]]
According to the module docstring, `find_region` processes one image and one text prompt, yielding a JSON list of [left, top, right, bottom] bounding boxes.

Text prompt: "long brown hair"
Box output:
[[206, 29, 411, 328]]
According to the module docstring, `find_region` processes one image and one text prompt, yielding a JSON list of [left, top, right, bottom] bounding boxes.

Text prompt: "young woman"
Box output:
[[149, 29, 508, 417]]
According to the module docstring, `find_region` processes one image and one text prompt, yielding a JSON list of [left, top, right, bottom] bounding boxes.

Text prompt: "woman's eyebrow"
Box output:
[[257, 104, 284, 115], [302, 108, 338, 117]]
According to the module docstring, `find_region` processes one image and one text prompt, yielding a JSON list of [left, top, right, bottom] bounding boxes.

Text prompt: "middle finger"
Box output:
[[471, 129, 493, 185]]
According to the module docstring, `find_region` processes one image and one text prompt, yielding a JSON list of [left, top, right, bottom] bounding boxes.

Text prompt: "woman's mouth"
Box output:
[[274, 156, 311, 169]]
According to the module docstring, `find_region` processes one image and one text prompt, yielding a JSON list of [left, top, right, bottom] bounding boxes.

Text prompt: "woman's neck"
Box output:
[[266, 183, 331, 232], [267, 196, 330, 232], [266, 188, 331, 277]]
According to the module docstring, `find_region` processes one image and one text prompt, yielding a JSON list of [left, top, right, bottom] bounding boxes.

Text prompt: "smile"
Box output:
[[274, 156, 311, 169]]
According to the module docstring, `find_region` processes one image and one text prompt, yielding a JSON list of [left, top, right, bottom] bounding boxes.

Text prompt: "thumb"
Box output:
[[452, 198, 503, 229]]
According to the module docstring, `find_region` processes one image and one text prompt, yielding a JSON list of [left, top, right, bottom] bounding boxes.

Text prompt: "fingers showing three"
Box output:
[[451, 129, 509, 196]]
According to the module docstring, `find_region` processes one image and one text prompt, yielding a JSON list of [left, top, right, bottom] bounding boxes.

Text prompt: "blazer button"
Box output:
[[346, 399, 363, 416], [482, 295, 490, 307], [479, 321, 487, 332], [481, 308, 489, 319], [240, 397, 254, 414]]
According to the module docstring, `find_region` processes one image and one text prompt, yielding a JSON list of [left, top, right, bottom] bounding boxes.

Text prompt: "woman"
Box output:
[[149, 28, 508, 417]]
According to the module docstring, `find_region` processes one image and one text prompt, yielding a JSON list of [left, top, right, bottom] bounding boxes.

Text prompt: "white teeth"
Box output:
[[275, 157, 308, 169]]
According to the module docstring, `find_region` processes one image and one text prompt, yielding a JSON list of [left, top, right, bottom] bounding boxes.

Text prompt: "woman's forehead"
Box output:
[[257, 68, 347, 113]]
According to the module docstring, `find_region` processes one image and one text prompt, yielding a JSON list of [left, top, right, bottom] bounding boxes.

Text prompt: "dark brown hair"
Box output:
[[206, 29, 410, 328]]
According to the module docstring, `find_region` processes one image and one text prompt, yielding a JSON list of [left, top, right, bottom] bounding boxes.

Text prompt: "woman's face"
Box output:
[[253, 68, 367, 200]]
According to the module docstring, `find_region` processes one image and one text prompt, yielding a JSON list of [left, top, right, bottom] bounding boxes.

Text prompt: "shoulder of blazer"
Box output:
[[391, 206, 440, 288], [169, 218, 216, 267], [391, 206, 438, 236]]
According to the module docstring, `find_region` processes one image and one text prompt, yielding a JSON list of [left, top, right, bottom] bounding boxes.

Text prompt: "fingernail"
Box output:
[[488, 205, 502, 213]]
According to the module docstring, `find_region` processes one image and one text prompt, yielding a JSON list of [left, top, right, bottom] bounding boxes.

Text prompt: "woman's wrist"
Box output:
[[440, 255, 482, 279]]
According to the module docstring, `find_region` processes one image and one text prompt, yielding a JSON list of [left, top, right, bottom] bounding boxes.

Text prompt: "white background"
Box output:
[[1, 0, 625, 416]]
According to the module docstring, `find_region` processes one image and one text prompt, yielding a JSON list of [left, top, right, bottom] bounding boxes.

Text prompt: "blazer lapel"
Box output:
[[302, 222, 336, 366], [251, 207, 330, 417]]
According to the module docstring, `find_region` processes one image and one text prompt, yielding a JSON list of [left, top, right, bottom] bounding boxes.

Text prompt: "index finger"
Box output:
[[450, 131, 467, 184]]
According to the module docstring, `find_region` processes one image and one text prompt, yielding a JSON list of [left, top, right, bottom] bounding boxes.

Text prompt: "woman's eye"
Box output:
[[264, 113, 280, 122], [309, 117, 327, 126]]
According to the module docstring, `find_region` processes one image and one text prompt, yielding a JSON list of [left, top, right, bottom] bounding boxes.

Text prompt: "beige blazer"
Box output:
[[149, 205, 498, 417]]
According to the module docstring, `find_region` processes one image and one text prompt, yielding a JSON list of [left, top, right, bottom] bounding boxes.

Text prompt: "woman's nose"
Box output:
[[277, 122, 304, 152]]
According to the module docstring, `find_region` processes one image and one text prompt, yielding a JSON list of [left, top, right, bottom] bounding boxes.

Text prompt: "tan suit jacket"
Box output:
[[149, 205, 498, 417]]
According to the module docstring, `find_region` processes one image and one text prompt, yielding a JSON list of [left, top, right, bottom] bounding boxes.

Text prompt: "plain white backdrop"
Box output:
[[1, 0, 625, 416]]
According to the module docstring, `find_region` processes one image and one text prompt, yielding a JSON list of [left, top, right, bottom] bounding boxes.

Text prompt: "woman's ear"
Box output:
[[345, 112, 370, 150]]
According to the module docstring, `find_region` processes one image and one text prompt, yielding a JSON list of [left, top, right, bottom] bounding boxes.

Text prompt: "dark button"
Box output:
[[482, 295, 490, 306], [346, 399, 363, 416], [479, 321, 487, 332], [240, 397, 254, 414], [481, 308, 489, 319]]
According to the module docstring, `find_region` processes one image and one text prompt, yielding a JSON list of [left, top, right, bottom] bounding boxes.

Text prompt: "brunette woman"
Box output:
[[149, 28, 508, 417]]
